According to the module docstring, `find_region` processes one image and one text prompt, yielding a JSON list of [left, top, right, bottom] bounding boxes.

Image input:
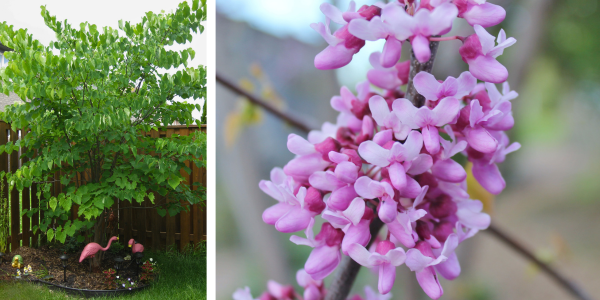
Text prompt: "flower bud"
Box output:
[[315, 222, 345, 247], [305, 187, 326, 214], [315, 137, 341, 162], [375, 240, 396, 255]]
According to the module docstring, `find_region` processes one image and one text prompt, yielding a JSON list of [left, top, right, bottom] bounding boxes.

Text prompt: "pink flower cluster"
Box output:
[[233, 272, 391, 300], [237, 0, 520, 299], [312, 0, 515, 83]]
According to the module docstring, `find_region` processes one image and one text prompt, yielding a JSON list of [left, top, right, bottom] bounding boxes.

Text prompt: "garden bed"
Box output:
[[0, 246, 157, 292]]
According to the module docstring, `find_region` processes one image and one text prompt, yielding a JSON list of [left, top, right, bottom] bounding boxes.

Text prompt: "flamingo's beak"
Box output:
[[129, 245, 132, 247]]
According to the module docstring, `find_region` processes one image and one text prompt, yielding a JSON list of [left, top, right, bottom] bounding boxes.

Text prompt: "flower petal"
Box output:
[[422, 125, 441, 155], [432, 159, 467, 183], [347, 243, 374, 267], [389, 162, 407, 191], [463, 3, 506, 28], [416, 267, 444, 299], [262, 202, 292, 225], [412, 34, 431, 63], [359, 141, 391, 167], [343, 198, 366, 226], [468, 55, 508, 83], [380, 37, 403, 68], [305, 245, 341, 280], [464, 126, 497, 153], [379, 198, 398, 224], [472, 161, 506, 195], [329, 185, 359, 211], [432, 97, 460, 126], [413, 72, 441, 101], [275, 206, 313, 233], [378, 263, 396, 295]]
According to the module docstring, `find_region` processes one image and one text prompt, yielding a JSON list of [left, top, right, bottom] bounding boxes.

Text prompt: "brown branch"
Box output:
[[325, 216, 384, 300], [486, 224, 592, 300], [216, 73, 313, 133], [218, 53, 592, 299], [405, 39, 440, 107]]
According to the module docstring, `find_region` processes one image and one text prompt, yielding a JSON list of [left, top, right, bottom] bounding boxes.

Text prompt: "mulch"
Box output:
[[0, 245, 153, 290]]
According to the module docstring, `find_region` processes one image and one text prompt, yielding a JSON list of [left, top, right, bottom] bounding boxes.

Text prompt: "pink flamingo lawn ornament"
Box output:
[[79, 236, 119, 271], [128, 239, 144, 254]]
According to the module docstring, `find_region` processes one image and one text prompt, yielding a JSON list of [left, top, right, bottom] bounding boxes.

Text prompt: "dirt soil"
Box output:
[[0, 246, 154, 290]]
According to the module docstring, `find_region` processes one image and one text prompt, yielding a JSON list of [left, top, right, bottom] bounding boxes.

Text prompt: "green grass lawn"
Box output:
[[0, 248, 206, 300]]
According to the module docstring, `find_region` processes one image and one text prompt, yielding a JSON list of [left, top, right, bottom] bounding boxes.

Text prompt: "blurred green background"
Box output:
[[215, 0, 600, 299]]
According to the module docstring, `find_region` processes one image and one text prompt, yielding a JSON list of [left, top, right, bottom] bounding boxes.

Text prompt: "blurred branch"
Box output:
[[216, 68, 592, 300], [486, 224, 592, 300], [216, 73, 313, 133]]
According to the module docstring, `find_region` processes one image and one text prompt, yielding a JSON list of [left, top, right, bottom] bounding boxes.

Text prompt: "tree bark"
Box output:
[[405, 40, 440, 108]]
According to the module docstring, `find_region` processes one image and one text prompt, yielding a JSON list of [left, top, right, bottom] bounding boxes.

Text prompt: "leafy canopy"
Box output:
[[0, 0, 207, 243]]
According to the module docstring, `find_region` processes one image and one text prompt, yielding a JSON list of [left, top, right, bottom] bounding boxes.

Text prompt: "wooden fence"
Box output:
[[0, 122, 207, 253]]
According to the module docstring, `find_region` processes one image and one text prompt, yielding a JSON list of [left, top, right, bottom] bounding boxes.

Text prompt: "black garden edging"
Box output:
[[27, 275, 158, 298]]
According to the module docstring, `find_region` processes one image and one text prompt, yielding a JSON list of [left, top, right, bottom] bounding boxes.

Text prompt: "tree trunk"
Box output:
[[90, 211, 106, 269]]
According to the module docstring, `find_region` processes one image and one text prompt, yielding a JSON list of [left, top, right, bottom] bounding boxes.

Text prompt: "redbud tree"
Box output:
[[0, 0, 207, 268], [234, 0, 519, 299]]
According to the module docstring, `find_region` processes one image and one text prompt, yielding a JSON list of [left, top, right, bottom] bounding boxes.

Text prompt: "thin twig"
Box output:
[[486, 224, 592, 300], [218, 63, 592, 300], [216, 73, 313, 133]]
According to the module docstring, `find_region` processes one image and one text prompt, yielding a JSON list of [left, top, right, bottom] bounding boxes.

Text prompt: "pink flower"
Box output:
[[309, 161, 360, 211], [359, 131, 432, 190], [469, 131, 520, 194], [296, 269, 324, 300], [413, 71, 477, 102], [312, 2, 382, 69], [367, 52, 410, 90], [455, 199, 491, 230], [233, 287, 256, 300], [349, 3, 458, 63], [261, 169, 325, 233], [433, 0, 506, 27], [369, 95, 412, 141], [291, 219, 344, 280], [267, 281, 296, 300], [459, 25, 516, 83], [405, 235, 459, 299], [393, 97, 460, 154], [347, 240, 407, 294], [283, 134, 333, 183]]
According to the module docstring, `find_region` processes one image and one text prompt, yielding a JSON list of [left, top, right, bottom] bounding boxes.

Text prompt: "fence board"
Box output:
[[179, 128, 191, 250], [0, 123, 8, 252], [21, 132, 30, 247], [165, 128, 176, 248], [9, 128, 19, 252]]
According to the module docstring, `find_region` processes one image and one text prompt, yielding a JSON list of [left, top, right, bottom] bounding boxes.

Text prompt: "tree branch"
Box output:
[[405, 39, 439, 107], [216, 73, 313, 133], [217, 61, 591, 299], [486, 224, 592, 300]]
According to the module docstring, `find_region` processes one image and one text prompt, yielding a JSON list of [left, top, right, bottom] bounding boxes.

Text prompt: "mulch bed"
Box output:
[[0, 246, 154, 291]]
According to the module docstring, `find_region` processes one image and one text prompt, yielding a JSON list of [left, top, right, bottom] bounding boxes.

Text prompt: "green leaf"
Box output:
[[56, 230, 67, 243], [47, 228, 55, 242], [157, 208, 167, 217], [60, 195, 72, 212], [168, 176, 181, 190], [49, 197, 57, 211]]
